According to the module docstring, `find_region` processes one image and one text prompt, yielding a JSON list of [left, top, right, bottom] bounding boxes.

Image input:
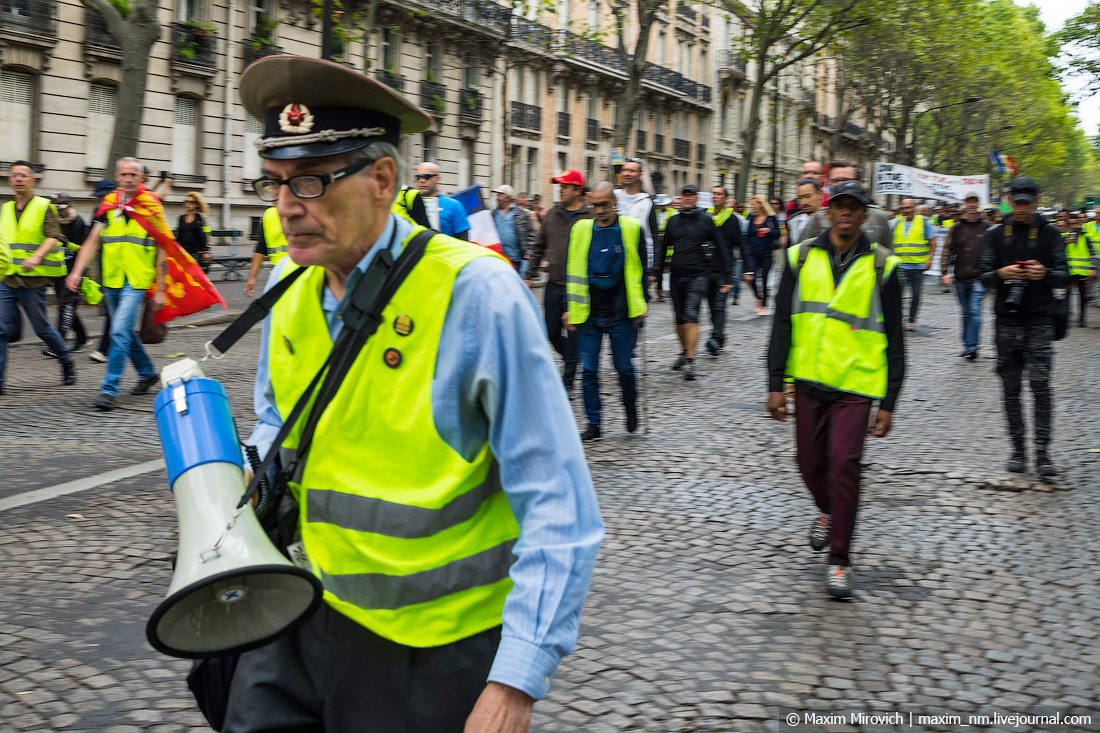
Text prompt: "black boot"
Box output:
[[625, 403, 638, 433], [581, 424, 601, 442], [61, 360, 76, 386], [1005, 448, 1026, 473], [1036, 451, 1056, 477]]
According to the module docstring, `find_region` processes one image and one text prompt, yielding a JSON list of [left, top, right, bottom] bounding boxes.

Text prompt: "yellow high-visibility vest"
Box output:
[[101, 209, 156, 289], [892, 215, 931, 264], [565, 216, 647, 325], [262, 207, 288, 263], [0, 197, 66, 277]]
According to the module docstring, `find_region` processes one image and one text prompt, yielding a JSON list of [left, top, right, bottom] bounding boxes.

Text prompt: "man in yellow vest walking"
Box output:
[[1065, 212, 1096, 328], [890, 198, 937, 331], [244, 206, 289, 298], [225, 56, 602, 732], [0, 161, 76, 393], [565, 182, 647, 441], [65, 158, 165, 410], [767, 182, 906, 600]]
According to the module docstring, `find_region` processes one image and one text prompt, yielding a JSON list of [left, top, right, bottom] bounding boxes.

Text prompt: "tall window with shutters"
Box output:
[[0, 69, 34, 163], [85, 84, 117, 173], [171, 96, 200, 176], [242, 114, 264, 183]]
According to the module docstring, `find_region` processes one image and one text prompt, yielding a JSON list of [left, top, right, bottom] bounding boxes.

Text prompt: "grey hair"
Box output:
[[591, 181, 616, 197], [349, 142, 405, 206], [116, 156, 143, 172]]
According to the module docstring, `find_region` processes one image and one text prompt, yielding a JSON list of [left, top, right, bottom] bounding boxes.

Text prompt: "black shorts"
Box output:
[[670, 273, 707, 325]]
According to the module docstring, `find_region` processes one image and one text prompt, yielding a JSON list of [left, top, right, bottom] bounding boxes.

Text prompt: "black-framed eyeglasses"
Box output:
[[414, 173, 438, 180], [251, 158, 374, 202]]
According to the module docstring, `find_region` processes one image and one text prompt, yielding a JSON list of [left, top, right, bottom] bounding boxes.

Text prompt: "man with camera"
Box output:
[[980, 177, 1069, 476]]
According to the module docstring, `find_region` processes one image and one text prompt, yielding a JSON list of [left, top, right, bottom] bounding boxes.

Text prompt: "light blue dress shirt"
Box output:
[[247, 214, 603, 700]]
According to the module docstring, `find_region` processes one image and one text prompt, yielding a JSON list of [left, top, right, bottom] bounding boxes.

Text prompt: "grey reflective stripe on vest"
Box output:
[[319, 538, 517, 611], [566, 293, 589, 304], [565, 275, 587, 285], [9, 244, 65, 270], [1068, 258, 1093, 266], [307, 463, 502, 539], [102, 235, 152, 246]]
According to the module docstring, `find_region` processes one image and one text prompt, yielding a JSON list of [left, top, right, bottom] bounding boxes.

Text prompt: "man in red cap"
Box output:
[[527, 170, 594, 390]]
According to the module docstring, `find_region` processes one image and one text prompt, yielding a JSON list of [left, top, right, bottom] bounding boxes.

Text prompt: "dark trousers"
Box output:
[[748, 250, 772, 305], [995, 322, 1053, 454], [705, 275, 727, 346], [901, 268, 924, 323], [576, 316, 637, 425], [0, 283, 73, 383], [794, 385, 872, 567], [51, 277, 87, 348], [224, 603, 501, 733], [1070, 275, 1090, 324], [543, 280, 578, 386], [97, 309, 112, 354]]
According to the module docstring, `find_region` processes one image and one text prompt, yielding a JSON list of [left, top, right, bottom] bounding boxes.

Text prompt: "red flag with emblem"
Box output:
[[96, 186, 227, 324]]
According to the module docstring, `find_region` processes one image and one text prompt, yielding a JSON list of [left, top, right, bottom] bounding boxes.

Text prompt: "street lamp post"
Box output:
[[907, 96, 983, 167]]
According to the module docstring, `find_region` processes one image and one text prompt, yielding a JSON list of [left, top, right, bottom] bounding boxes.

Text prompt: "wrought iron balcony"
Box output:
[[461, 0, 510, 34], [421, 80, 447, 115], [642, 62, 710, 104], [509, 15, 552, 48], [377, 68, 405, 91], [845, 121, 863, 138], [459, 87, 482, 122], [172, 173, 208, 185], [636, 129, 646, 151], [676, 4, 695, 22], [654, 133, 665, 153], [171, 21, 217, 67], [557, 111, 571, 138], [83, 7, 117, 51], [717, 50, 747, 77], [511, 101, 541, 131], [586, 118, 599, 141], [242, 39, 282, 68], [673, 138, 690, 159], [555, 29, 625, 73], [0, 0, 56, 37]]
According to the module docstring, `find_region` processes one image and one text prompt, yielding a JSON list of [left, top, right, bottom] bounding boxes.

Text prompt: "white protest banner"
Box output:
[[873, 162, 989, 207]]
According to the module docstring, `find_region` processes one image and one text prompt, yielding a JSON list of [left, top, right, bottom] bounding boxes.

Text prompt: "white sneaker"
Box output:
[[825, 564, 853, 600], [89, 351, 107, 363]]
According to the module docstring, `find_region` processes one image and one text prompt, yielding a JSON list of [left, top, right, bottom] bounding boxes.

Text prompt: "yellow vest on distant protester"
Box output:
[[262, 207, 288, 264], [892, 215, 931, 265], [0, 197, 66, 277]]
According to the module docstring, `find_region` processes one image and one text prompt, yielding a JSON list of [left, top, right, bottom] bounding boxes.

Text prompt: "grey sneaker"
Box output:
[[89, 350, 107, 363], [826, 564, 853, 600], [809, 514, 831, 552], [683, 359, 695, 381]]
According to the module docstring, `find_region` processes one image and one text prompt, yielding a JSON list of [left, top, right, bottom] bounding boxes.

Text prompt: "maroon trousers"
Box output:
[[794, 384, 873, 567]]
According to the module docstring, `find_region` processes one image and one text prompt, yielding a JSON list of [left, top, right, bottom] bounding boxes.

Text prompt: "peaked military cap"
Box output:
[[239, 56, 432, 160]]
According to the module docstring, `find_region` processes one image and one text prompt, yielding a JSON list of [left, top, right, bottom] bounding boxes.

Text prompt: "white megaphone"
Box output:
[[147, 359, 322, 659]]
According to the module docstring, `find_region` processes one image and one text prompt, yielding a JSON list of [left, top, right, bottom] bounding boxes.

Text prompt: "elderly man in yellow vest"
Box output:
[[890, 198, 938, 331], [221, 56, 602, 733], [767, 182, 906, 600], [0, 161, 76, 394], [564, 182, 647, 441], [64, 157, 165, 410]]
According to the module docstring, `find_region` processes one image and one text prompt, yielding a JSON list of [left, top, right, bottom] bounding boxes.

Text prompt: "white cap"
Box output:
[[492, 184, 517, 199]]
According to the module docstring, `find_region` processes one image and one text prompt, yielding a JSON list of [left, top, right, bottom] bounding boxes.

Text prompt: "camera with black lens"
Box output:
[[1002, 280, 1028, 313]]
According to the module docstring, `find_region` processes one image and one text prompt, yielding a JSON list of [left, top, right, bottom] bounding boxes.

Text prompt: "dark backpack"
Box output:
[[588, 234, 625, 290]]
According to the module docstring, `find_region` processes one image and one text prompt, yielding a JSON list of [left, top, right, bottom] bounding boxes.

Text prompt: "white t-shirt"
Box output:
[[614, 189, 654, 271]]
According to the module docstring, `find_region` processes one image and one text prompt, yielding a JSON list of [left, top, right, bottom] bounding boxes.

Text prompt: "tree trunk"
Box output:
[[84, 0, 160, 173], [735, 75, 767, 203]]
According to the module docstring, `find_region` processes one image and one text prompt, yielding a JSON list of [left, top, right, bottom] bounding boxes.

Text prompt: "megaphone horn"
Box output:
[[148, 359, 322, 659]]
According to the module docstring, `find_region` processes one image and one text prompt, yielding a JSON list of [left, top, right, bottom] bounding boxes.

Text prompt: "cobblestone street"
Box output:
[[1, 278, 1098, 732]]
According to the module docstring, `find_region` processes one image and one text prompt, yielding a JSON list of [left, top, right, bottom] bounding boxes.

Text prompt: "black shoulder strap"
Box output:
[[209, 265, 307, 356], [236, 228, 435, 509]]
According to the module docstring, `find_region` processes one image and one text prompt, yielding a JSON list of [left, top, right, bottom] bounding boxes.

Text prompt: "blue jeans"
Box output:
[[954, 280, 985, 350], [901, 267, 924, 323], [731, 258, 743, 299], [0, 282, 72, 382], [576, 316, 637, 426], [101, 284, 156, 396]]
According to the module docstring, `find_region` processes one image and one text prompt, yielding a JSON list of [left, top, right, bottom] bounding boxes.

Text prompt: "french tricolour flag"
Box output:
[[449, 184, 504, 259]]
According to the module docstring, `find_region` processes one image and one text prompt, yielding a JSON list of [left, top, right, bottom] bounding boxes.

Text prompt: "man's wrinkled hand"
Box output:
[[767, 391, 787, 422], [65, 271, 82, 292], [871, 409, 893, 437], [21, 255, 41, 273], [464, 682, 533, 733], [151, 290, 166, 310]]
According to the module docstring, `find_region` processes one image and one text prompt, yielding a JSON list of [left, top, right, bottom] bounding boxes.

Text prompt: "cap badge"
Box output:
[[279, 103, 315, 134]]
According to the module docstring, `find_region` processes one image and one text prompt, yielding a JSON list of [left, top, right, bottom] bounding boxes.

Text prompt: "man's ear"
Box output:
[[371, 157, 397, 206]]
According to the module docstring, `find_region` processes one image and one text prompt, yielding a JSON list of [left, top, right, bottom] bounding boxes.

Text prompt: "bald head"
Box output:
[[589, 182, 617, 225], [415, 161, 441, 197], [899, 198, 916, 220]]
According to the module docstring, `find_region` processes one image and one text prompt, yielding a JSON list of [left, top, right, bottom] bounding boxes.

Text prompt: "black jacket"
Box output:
[[768, 232, 906, 413], [659, 208, 731, 283], [979, 214, 1069, 325]]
